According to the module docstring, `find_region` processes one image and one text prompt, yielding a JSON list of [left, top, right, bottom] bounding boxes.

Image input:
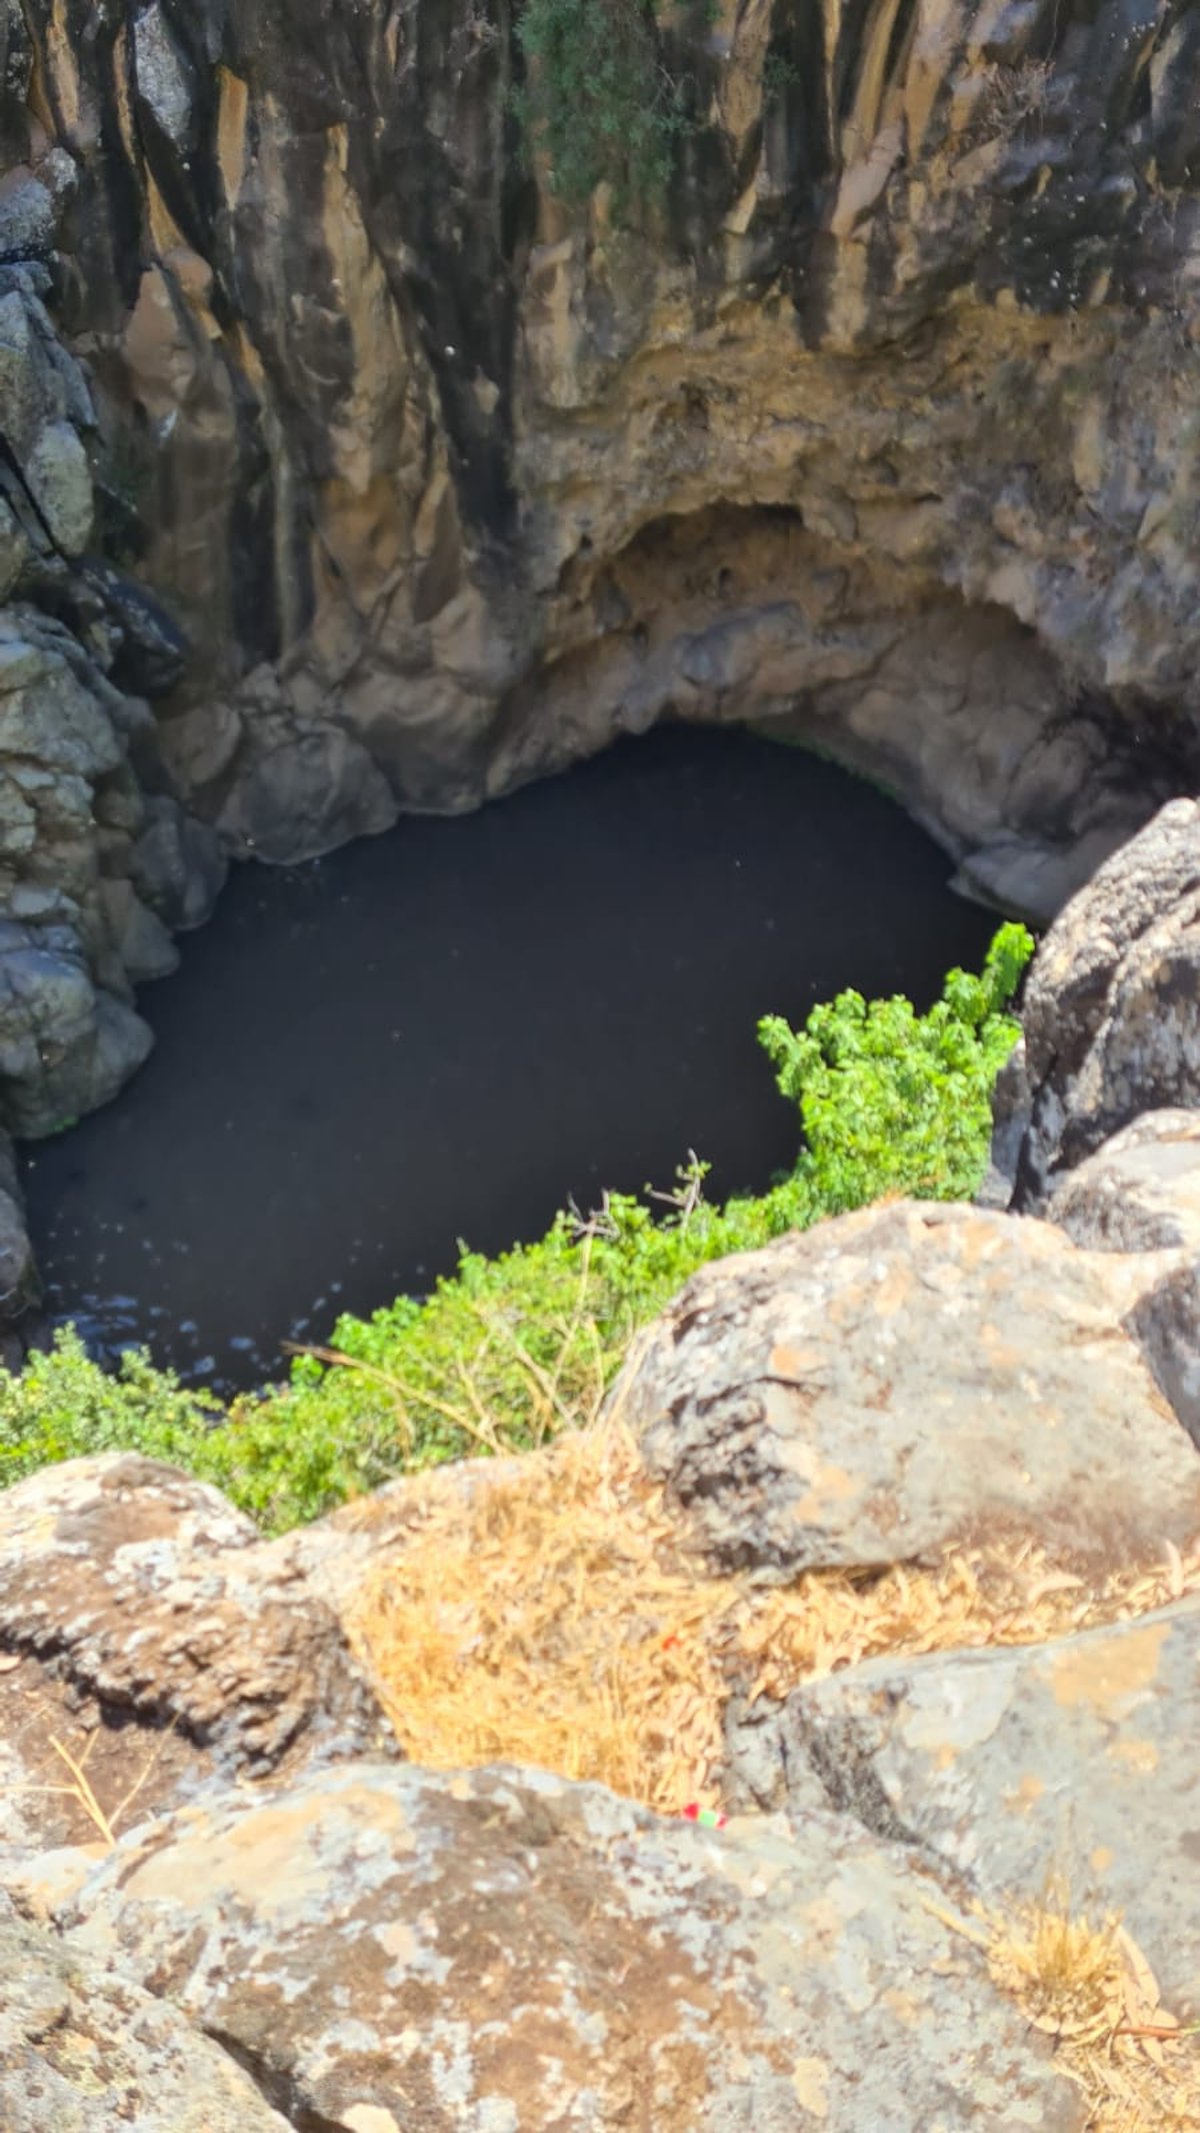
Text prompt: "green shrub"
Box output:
[[514, 0, 692, 209], [0, 925, 1031, 1532], [759, 921, 1034, 1212], [0, 1333, 224, 1489]]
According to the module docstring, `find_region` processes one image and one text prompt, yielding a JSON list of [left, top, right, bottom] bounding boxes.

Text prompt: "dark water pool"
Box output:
[[22, 726, 999, 1390]]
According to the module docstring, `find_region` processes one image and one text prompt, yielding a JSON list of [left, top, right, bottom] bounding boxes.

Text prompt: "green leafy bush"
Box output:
[[0, 925, 1031, 1532], [0, 1333, 224, 1492], [759, 921, 1034, 1212], [515, 0, 691, 208]]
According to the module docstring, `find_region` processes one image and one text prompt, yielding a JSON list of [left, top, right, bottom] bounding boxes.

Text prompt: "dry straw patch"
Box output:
[[347, 1421, 734, 1810], [348, 1423, 1200, 2128], [932, 1881, 1200, 2132], [346, 1419, 1200, 1814]]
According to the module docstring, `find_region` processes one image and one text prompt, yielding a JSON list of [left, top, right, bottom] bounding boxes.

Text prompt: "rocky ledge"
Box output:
[[1, 803, 1200, 2127]]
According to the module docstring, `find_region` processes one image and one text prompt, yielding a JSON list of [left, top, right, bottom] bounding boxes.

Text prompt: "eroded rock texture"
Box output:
[[0, 1902, 293, 2133], [0, 1451, 396, 1869], [781, 1596, 1200, 2017], [4, 0, 1199, 916], [1009, 798, 1200, 1203], [620, 1196, 1200, 1573], [55, 1759, 1082, 2131], [0, 265, 225, 1151]]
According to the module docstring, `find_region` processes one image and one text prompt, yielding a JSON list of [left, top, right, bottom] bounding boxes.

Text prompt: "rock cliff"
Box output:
[[2, 0, 1200, 1120], [2, 6, 1200, 1184]]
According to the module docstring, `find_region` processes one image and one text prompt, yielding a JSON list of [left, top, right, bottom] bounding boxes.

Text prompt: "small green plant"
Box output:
[[0, 927, 1031, 1532], [514, 0, 692, 209], [759, 922, 1034, 1211], [762, 51, 803, 94]]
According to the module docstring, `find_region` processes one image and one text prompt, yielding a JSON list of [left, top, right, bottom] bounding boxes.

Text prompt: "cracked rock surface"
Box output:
[[777, 1597, 1200, 2019], [52, 1759, 1082, 2133], [0, 1900, 293, 2132], [0, 1453, 396, 1868], [621, 1195, 1200, 1575]]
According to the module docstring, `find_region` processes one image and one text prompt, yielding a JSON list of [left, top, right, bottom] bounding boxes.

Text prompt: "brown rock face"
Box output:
[[0, 1453, 397, 1858], [5, 0, 1199, 901]]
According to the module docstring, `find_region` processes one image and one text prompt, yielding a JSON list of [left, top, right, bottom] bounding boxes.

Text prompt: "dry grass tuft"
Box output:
[[934, 1881, 1200, 2132], [11, 1723, 178, 1848], [347, 1418, 1200, 1815], [347, 1421, 735, 1809]]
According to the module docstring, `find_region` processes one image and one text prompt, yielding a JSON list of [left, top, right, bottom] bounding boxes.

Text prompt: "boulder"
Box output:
[[620, 1198, 1200, 1578], [0, 1455, 395, 1861], [0, 1901, 292, 2131], [1013, 799, 1200, 1205], [1048, 1108, 1200, 1255], [56, 1757, 1082, 2132], [128, 791, 228, 931], [777, 1595, 1200, 2018]]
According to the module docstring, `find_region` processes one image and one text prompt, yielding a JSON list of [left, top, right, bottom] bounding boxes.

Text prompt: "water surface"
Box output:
[[24, 727, 998, 1389]]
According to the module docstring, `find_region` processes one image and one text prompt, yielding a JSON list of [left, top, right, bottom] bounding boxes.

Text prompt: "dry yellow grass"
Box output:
[[345, 1420, 1200, 2132], [346, 1417, 1200, 1813], [347, 1420, 733, 1809], [933, 1881, 1200, 2132]]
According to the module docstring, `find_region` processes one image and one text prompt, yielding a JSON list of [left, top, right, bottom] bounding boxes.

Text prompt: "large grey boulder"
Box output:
[[56, 1757, 1082, 2132], [1013, 799, 1200, 1206], [0, 1902, 292, 2131], [619, 1198, 1200, 1578], [777, 1596, 1200, 2019]]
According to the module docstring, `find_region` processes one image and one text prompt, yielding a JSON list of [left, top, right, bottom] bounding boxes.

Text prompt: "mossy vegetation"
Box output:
[[514, 0, 697, 210], [0, 924, 1033, 1533]]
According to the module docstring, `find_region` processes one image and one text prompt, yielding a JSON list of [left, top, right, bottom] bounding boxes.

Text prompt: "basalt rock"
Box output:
[[619, 1196, 1200, 1577], [2, 0, 1198, 908], [0, 1453, 397, 1851], [0, 1902, 294, 2133], [1009, 798, 1200, 1206], [776, 1596, 1200, 2019], [1048, 1108, 1200, 1257], [54, 1758, 1083, 2132], [0, 267, 226, 1156]]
